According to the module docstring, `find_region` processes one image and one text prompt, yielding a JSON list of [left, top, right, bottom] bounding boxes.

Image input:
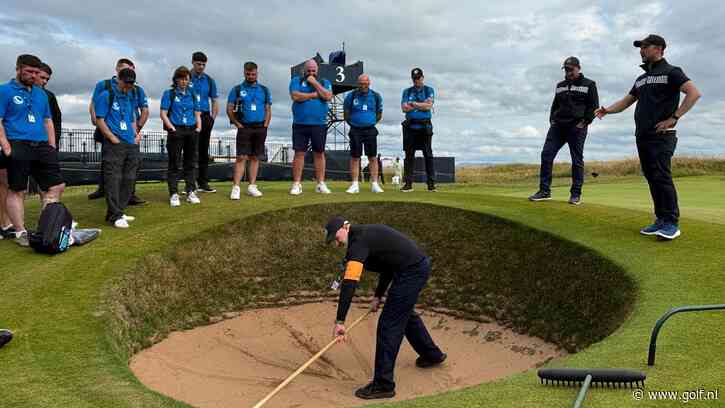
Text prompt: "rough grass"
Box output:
[[107, 202, 636, 362], [457, 156, 725, 185]]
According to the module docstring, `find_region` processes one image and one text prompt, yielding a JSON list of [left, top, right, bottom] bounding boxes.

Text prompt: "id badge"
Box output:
[[182, 116, 187, 124], [196, 94, 201, 102], [120, 121, 128, 131], [251, 104, 257, 112], [27, 114, 36, 123], [362, 104, 368, 111]]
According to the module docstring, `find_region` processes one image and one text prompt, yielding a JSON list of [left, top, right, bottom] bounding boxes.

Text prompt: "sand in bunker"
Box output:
[[131, 302, 565, 408]]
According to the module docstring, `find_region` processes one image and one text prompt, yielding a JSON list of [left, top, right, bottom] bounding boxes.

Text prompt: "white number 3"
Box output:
[[336, 66, 345, 83]]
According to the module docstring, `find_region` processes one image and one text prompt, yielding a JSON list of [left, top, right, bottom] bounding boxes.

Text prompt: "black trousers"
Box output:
[[95, 141, 141, 197], [166, 127, 199, 195], [403, 126, 435, 185], [636, 131, 679, 224], [539, 123, 587, 196], [102, 141, 140, 222], [374, 257, 444, 390], [196, 112, 214, 186]]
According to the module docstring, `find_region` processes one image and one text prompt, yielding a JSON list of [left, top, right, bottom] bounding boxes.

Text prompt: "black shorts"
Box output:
[[0, 150, 8, 170], [236, 125, 267, 157], [7, 140, 64, 192], [292, 124, 326, 153], [349, 126, 378, 158]]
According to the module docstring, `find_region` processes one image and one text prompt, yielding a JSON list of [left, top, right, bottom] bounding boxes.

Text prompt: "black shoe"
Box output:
[[88, 189, 105, 200], [401, 184, 414, 193], [127, 195, 147, 206], [528, 191, 551, 201], [568, 195, 582, 205], [354, 382, 395, 400], [427, 183, 437, 192], [197, 184, 217, 193], [0, 329, 13, 349], [0, 225, 16, 239], [416, 353, 447, 368]]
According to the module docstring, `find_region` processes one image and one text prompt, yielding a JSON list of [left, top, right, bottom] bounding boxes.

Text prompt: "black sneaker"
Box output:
[[528, 191, 551, 201], [354, 382, 395, 400], [127, 195, 147, 206], [197, 184, 217, 193], [568, 195, 582, 205], [0, 329, 12, 349], [87, 189, 105, 200], [401, 184, 414, 193], [427, 183, 437, 192], [416, 353, 447, 368], [0, 225, 16, 239]]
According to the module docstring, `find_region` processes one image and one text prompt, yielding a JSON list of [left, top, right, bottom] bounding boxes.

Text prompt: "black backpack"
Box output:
[[93, 79, 139, 142], [29, 202, 73, 255], [231, 83, 270, 123]]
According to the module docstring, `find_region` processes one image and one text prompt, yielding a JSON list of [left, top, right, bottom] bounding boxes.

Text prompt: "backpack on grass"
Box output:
[[29, 202, 73, 255]]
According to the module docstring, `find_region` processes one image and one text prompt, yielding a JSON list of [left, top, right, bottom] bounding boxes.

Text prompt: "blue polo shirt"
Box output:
[[402, 85, 435, 129], [0, 79, 51, 142], [289, 76, 332, 126], [343, 89, 382, 128], [161, 87, 200, 126], [190, 72, 218, 113], [227, 81, 272, 124], [91, 77, 148, 120], [94, 88, 137, 144]]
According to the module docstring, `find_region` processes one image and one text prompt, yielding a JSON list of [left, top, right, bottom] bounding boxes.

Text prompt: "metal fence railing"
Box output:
[[58, 128, 292, 164]]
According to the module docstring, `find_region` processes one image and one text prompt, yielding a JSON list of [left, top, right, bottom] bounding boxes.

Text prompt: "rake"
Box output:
[[538, 368, 646, 408]]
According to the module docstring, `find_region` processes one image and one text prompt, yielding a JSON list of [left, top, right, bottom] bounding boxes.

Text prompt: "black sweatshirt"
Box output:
[[549, 74, 599, 126]]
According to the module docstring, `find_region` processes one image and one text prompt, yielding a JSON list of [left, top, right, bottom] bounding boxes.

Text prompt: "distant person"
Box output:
[[37, 63, 61, 148], [595, 34, 701, 240], [528, 57, 599, 205], [378, 154, 385, 185], [227, 61, 271, 199], [88, 58, 149, 206], [0, 54, 65, 247], [190, 51, 219, 193], [160, 66, 202, 207], [391, 156, 402, 185], [0, 329, 12, 349], [288, 59, 333, 195], [326, 216, 447, 400], [401, 68, 436, 192], [94, 68, 141, 229], [344, 73, 384, 194]]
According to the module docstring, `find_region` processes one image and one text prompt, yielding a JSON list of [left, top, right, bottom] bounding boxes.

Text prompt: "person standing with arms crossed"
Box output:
[[288, 59, 333, 195], [595, 34, 701, 241], [401, 68, 436, 192], [227, 61, 271, 199], [190, 51, 219, 193]]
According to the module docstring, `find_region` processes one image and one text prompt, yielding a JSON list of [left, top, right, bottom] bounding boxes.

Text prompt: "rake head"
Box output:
[[538, 368, 646, 389]]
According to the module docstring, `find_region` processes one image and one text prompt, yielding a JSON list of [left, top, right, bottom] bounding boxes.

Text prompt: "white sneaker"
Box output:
[[122, 214, 135, 222], [187, 191, 201, 204], [247, 184, 263, 197], [346, 183, 360, 194], [230, 185, 241, 200], [316, 182, 332, 194], [114, 218, 130, 229], [170, 194, 181, 207], [290, 183, 302, 196], [371, 182, 385, 193]]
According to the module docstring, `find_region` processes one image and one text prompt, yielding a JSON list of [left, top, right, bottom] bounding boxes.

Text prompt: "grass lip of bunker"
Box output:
[[109, 202, 636, 362]]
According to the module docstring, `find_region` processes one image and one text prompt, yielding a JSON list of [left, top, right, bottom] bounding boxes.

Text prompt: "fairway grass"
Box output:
[[1, 177, 724, 408]]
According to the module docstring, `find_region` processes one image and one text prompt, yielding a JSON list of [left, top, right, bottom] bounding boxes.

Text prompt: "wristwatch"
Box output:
[[672, 113, 680, 121]]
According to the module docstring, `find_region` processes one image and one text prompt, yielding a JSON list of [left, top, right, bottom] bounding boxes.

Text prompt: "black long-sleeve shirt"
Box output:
[[549, 74, 599, 126], [44, 89, 62, 145]]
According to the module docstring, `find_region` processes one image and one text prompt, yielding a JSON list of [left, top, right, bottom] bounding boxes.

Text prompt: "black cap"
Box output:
[[634, 34, 666, 49], [562, 56, 580, 68], [118, 68, 136, 84], [325, 216, 347, 243], [411, 67, 424, 79]]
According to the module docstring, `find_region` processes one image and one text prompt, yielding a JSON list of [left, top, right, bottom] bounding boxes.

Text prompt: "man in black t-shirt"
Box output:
[[325, 217, 446, 400], [596, 34, 701, 241]]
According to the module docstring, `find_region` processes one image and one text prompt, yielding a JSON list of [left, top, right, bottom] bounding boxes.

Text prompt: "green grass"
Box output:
[[1, 175, 724, 408]]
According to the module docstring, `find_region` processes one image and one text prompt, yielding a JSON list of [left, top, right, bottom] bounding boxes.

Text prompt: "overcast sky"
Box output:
[[1, 0, 723, 164]]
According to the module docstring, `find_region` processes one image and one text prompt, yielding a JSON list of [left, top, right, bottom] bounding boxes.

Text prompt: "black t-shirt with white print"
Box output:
[[629, 58, 690, 137]]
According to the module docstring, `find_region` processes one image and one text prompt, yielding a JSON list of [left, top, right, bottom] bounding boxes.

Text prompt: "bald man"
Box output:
[[288, 60, 333, 195], [344, 74, 384, 194]]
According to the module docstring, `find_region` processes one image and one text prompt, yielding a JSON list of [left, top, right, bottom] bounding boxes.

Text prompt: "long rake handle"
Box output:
[[252, 310, 372, 408]]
